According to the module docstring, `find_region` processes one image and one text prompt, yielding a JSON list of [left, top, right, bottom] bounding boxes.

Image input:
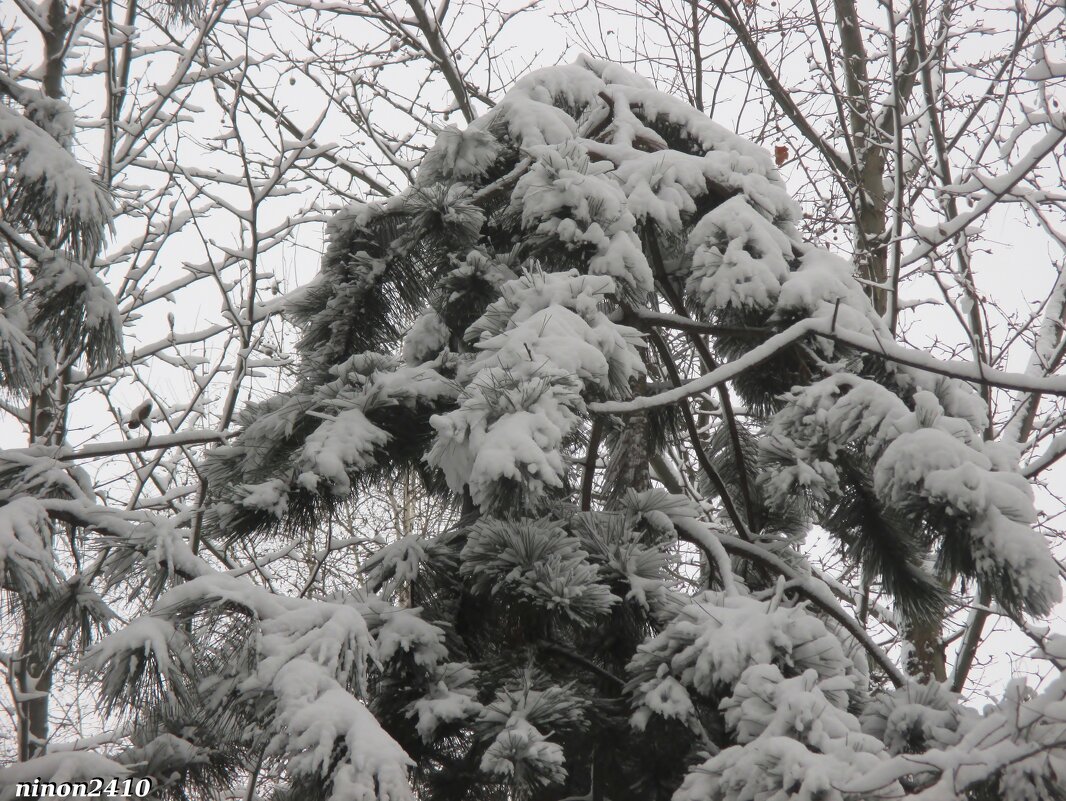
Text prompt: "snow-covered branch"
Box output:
[[594, 317, 1066, 415]]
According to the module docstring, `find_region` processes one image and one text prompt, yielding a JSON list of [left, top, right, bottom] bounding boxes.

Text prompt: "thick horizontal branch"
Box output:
[[10, 429, 239, 462], [592, 317, 1066, 414], [845, 723, 1066, 798], [593, 319, 822, 413], [800, 323, 1066, 396]]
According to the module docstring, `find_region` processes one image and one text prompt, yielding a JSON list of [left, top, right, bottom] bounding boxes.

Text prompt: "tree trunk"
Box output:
[[16, 0, 73, 761], [18, 383, 64, 760], [602, 377, 651, 508], [905, 616, 948, 683], [17, 618, 53, 761]]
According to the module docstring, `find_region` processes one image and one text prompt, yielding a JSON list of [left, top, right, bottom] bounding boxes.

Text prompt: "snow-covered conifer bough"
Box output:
[[6, 56, 1066, 801]]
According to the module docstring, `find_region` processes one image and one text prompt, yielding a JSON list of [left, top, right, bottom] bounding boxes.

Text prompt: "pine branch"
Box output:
[[536, 641, 624, 689], [647, 328, 753, 542], [682, 526, 907, 688], [594, 316, 1066, 415], [645, 227, 757, 532]]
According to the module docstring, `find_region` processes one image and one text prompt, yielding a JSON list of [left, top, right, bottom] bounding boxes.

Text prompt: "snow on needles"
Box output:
[[112, 54, 1063, 801], [0, 103, 113, 259], [765, 376, 1061, 616], [80, 525, 429, 801], [0, 496, 58, 598], [427, 270, 644, 511]]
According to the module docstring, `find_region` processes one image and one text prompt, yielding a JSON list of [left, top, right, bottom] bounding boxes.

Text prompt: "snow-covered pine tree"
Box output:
[[0, 75, 121, 398], [1, 57, 123, 764], [72, 57, 1066, 801]]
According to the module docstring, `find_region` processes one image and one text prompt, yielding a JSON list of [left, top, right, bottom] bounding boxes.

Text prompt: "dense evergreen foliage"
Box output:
[[3, 55, 1064, 801], [189, 58, 1064, 800]]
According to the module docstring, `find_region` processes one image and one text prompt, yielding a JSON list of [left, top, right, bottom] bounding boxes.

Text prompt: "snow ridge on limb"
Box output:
[[0, 753, 130, 801], [846, 673, 1066, 800]]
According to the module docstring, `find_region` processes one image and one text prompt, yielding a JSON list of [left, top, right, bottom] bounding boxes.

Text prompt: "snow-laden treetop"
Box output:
[[56, 56, 1063, 801], [208, 54, 1058, 623]]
